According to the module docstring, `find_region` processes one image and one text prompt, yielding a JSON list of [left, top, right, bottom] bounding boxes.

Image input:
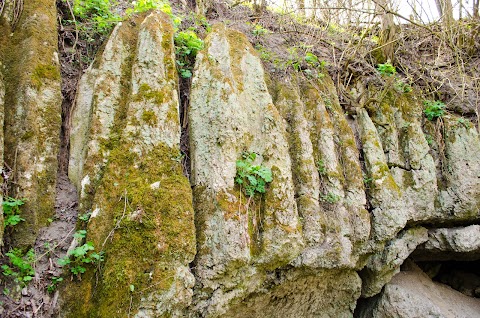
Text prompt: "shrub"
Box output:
[[72, 0, 121, 33]]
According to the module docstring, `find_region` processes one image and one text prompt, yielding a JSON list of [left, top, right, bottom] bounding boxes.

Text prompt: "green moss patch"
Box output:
[[65, 143, 195, 317]]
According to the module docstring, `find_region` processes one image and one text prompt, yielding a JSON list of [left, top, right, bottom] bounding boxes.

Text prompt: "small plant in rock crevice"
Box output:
[[47, 276, 64, 293], [235, 152, 273, 197], [321, 192, 341, 204], [2, 197, 25, 228], [316, 159, 327, 176], [58, 230, 103, 278], [423, 100, 446, 121], [175, 30, 204, 79]]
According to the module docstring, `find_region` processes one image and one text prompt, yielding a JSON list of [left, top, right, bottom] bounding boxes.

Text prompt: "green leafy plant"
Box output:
[[1, 249, 35, 286], [193, 14, 211, 33], [255, 44, 272, 61], [377, 62, 396, 77], [285, 47, 302, 71], [175, 30, 204, 78], [316, 159, 326, 176], [128, 0, 162, 13], [252, 24, 268, 36], [305, 52, 319, 65], [58, 242, 104, 277], [363, 176, 373, 187], [2, 197, 25, 227], [394, 80, 412, 93], [457, 117, 472, 128], [126, 0, 182, 25], [423, 100, 446, 121], [78, 212, 92, 222], [71, 0, 121, 33], [425, 134, 434, 145], [321, 192, 341, 204], [235, 152, 273, 197], [73, 229, 88, 239], [47, 276, 64, 293]]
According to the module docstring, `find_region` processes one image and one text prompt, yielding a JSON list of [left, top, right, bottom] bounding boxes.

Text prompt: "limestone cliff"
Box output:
[[1, 3, 479, 318], [64, 16, 480, 316]]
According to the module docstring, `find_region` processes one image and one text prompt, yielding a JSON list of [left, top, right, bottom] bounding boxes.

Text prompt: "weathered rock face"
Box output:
[[0, 0, 62, 248], [273, 77, 371, 269], [0, 67, 4, 245], [413, 225, 480, 261], [221, 268, 361, 318], [356, 262, 480, 318], [189, 24, 306, 316], [60, 16, 480, 318], [187, 24, 480, 316], [63, 12, 195, 318], [435, 116, 480, 221], [360, 227, 428, 297]]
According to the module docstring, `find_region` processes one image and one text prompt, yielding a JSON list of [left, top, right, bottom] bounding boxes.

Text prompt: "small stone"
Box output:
[[149, 181, 161, 190]]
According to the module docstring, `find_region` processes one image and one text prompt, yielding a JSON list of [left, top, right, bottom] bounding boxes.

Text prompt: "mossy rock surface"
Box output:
[[0, 67, 4, 246], [0, 0, 61, 248], [63, 11, 195, 318]]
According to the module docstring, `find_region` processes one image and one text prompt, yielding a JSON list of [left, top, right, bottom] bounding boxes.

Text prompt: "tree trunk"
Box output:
[[297, 0, 305, 16], [374, 0, 396, 62], [435, 0, 454, 25]]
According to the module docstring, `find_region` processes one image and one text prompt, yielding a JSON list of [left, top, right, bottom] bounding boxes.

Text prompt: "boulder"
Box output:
[[413, 225, 480, 261], [356, 262, 480, 318]]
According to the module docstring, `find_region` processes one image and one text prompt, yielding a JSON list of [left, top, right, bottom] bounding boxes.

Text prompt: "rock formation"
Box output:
[[63, 14, 480, 318], [64, 11, 195, 317], [356, 262, 480, 318], [0, 0, 62, 248], [1, 2, 480, 317]]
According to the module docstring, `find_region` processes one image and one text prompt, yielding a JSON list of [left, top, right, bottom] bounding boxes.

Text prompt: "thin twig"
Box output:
[[102, 189, 128, 248]]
